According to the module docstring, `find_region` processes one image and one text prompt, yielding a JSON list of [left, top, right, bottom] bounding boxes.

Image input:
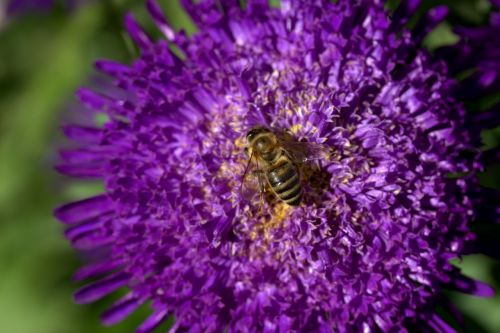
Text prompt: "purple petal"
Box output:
[[64, 217, 103, 241], [6, 0, 53, 16], [62, 125, 102, 144], [101, 294, 144, 326], [76, 88, 116, 114], [73, 259, 124, 281], [54, 195, 113, 224], [124, 13, 154, 50], [439, 298, 464, 327], [413, 6, 449, 43], [146, 0, 175, 41], [135, 310, 169, 333], [449, 274, 495, 297], [74, 272, 130, 304], [391, 0, 422, 28], [428, 314, 457, 333], [55, 163, 105, 178], [59, 148, 109, 164], [70, 230, 113, 250], [95, 59, 131, 77]]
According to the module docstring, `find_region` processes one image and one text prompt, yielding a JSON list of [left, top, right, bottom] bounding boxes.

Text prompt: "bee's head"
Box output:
[[246, 127, 274, 153], [246, 127, 269, 143]]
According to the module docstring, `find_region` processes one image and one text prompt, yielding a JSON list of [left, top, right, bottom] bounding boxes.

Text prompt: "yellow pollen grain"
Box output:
[[234, 137, 247, 149], [261, 203, 292, 241], [290, 124, 302, 134]]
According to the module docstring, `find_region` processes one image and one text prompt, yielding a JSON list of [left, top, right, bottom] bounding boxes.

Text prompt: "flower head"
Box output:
[[55, 1, 498, 332]]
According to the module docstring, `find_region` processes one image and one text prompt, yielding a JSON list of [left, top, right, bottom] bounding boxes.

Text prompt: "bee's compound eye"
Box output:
[[246, 130, 256, 141], [246, 127, 264, 142], [247, 128, 259, 141]]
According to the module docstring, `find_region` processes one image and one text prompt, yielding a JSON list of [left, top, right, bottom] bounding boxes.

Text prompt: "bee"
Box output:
[[241, 126, 329, 207]]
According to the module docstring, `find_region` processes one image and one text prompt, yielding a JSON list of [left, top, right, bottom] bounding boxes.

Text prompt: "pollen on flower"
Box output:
[[289, 123, 302, 134], [215, 160, 244, 204], [250, 202, 292, 242], [233, 137, 247, 149]]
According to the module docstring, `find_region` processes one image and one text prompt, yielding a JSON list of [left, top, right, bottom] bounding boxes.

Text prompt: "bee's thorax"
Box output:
[[249, 132, 280, 162]]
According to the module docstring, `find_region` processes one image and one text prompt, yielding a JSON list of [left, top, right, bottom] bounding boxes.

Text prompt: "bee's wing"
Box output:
[[277, 134, 332, 163], [301, 141, 333, 162], [240, 151, 266, 201]]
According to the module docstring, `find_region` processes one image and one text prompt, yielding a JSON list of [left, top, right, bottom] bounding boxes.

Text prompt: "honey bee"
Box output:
[[241, 126, 329, 207]]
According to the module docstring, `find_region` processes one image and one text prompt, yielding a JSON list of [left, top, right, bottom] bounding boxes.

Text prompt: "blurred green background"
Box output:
[[0, 1, 499, 332]]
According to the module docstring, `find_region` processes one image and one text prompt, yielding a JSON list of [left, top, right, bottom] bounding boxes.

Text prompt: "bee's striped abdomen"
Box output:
[[267, 160, 302, 206]]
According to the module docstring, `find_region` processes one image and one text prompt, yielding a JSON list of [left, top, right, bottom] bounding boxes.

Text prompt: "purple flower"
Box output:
[[437, 1, 500, 145], [54, 1, 499, 332], [6, 0, 81, 16], [6, 0, 52, 16], [445, 2, 500, 96]]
